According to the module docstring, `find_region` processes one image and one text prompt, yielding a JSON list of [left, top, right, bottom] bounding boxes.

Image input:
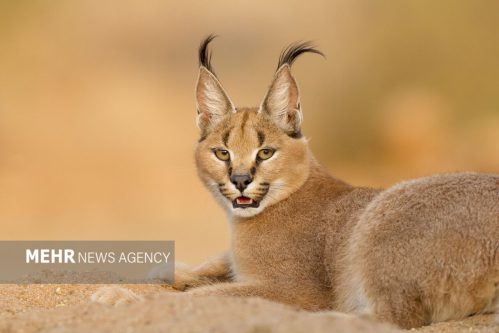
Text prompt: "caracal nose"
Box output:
[[230, 173, 253, 192]]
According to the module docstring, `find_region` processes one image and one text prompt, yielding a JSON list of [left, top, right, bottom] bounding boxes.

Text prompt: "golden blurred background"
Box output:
[[0, 1, 498, 264]]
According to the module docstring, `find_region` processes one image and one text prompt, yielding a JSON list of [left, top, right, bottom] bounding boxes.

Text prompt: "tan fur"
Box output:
[[92, 41, 499, 329], [184, 46, 499, 329], [91, 286, 143, 306], [170, 253, 233, 291]]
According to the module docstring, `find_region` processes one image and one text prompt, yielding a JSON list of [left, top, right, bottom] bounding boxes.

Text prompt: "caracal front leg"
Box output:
[[92, 252, 233, 305], [172, 252, 233, 291]]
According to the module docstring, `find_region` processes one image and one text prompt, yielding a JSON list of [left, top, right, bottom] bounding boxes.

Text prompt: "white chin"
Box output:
[[230, 205, 265, 218]]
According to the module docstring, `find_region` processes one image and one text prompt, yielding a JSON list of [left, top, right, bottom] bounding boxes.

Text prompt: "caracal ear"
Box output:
[[259, 64, 302, 136], [196, 66, 235, 135]]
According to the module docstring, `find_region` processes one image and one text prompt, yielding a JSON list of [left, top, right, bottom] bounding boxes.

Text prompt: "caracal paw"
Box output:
[[90, 286, 143, 306]]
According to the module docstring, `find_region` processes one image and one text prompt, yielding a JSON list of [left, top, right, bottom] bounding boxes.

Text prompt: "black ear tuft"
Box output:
[[277, 41, 325, 70], [199, 34, 217, 74]]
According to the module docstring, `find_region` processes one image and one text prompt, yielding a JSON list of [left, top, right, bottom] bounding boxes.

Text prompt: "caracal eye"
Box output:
[[214, 149, 230, 161], [257, 148, 275, 161]]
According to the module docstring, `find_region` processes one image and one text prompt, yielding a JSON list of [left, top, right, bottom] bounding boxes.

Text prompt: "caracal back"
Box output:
[[336, 173, 499, 328]]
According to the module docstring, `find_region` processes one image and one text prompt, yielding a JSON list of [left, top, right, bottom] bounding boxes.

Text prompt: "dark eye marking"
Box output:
[[288, 131, 303, 139], [257, 131, 265, 146], [222, 129, 231, 147]]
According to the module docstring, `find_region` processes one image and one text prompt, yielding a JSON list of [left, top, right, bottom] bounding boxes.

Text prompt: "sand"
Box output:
[[0, 284, 497, 333]]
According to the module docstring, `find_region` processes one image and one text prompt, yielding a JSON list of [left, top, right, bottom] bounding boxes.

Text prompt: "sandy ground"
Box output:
[[0, 284, 497, 333]]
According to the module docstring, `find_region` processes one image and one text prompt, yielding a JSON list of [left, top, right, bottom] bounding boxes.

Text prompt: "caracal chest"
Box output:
[[232, 213, 326, 280]]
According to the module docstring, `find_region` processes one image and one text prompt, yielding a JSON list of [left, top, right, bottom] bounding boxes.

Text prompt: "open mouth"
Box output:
[[232, 196, 260, 209]]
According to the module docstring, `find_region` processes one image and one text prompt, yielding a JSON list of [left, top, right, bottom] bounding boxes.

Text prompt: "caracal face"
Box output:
[[195, 108, 310, 218]]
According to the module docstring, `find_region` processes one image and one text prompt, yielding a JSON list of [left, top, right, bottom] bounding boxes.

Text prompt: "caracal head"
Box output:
[[194, 35, 324, 219]]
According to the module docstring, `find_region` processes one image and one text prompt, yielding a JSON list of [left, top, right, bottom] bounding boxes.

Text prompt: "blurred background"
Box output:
[[0, 0, 498, 264]]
